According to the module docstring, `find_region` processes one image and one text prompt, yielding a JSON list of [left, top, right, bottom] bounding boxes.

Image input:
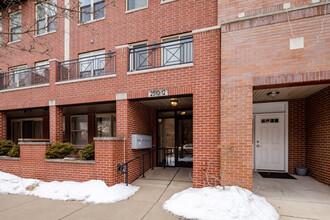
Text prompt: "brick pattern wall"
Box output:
[[0, 112, 6, 140], [193, 29, 221, 188], [49, 106, 63, 143], [288, 99, 306, 174], [306, 86, 330, 185]]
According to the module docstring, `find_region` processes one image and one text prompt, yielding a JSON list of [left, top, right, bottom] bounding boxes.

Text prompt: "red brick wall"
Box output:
[[0, 112, 6, 140], [49, 106, 63, 143], [0, 158, 20, 176], [288, 99, 306, 174], [193, 29, 221, 188], [306, 86, 330, 185]]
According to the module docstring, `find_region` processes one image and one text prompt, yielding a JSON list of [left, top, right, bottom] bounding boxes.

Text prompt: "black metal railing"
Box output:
[[118, 149, 154, 186], [129, 37, 193, 72], [0, 65, 50, 90], [57, 51, 116, 82]]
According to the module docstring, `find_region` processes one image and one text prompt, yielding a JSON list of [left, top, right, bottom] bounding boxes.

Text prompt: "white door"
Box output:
[[255, 114, 285, 170]]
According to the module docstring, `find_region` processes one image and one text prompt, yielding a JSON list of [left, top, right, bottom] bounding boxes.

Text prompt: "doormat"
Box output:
[[258, 172, 296, 179]]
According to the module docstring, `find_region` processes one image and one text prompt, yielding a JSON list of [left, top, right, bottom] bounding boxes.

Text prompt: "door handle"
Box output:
[[256, 144, 262, 148]]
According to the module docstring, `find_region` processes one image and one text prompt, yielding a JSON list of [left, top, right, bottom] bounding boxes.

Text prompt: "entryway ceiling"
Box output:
[[139, 96, 193, 109], [254, 84, 330, 102]]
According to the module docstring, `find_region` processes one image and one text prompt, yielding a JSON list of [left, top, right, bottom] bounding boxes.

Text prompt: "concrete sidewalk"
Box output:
[[0, 168, 192, 220]]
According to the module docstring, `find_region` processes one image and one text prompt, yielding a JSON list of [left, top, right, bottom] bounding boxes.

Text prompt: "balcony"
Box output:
[[129, 36, 193, 72], [0, 65, 50, 91], [57, 51, 116, 82]]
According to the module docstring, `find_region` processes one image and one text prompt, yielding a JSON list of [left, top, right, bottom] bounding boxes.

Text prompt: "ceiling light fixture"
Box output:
[[181, 111, 186, 115], [170, 98, 178, 107], [267, 91, 280, 98]]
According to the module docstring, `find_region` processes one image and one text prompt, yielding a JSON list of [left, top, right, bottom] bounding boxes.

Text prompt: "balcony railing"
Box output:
[[129, 36, 193, 72], [0, 65, 50, 90], [57, 52, 116, 82]]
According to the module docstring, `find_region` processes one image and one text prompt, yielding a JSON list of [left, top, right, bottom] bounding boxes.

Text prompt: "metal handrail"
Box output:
[[118, 149, 154, 186], [57, 51, 116, 82], [129, 36, 193, 72], [0, 64, 50, 90]]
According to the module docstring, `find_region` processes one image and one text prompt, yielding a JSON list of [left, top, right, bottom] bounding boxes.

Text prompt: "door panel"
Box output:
[[255, 114, 285, 170]]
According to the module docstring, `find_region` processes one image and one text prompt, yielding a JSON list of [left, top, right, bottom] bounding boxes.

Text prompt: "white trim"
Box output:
[[125, 6, 148, 14], [7, 40, 21, 45], [64, 0, 70, 60], [94, 137, 125, 141], [116, 93, 127, 100], [78, 18, 105, 26], [115, 44, 130, 49], [34, 30, 56, 38], [49, 100, 56, 106], [253, 101, 289, 172], [46, 159, 95, 164], [127, 63, 193, 75], [192, 25, 221, 34], [0, 83, 50, 93], [161, 0, 177, 4], [55, 74, 116, 85], [49, 58, 60, 62]]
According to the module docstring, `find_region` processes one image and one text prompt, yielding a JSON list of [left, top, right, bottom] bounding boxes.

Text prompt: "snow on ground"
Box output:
[[0, 171, 139, 204], [163, 186, 279, 220]]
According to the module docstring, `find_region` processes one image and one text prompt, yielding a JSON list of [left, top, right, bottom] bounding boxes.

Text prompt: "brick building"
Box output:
[[0, 0, 329, 190]]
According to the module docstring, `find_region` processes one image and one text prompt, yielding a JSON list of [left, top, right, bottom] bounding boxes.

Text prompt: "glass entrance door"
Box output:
[[157, 110, 193, 167]]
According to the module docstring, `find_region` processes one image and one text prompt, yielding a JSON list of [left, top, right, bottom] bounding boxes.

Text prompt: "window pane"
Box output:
[[48, 16, 56, 32], [72, 131, 88, 146], [11, 27, 21, 41], [81, 5, 91, 23], [37, 5, 46, 20], [128, 0, 147, 10], [133, 44, 148, 70], [80, 0, 91, 6], [96, 116, 111, 137], [11, 12, 21, 27], [94, 1, 105, 20], [163, 39, 180, 66], [37, 19, 46, 35], [71, 116, 88, 130]]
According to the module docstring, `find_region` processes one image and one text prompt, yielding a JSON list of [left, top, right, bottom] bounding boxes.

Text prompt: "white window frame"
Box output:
[[95, 113, 116, 137], [9, 11, 22, 42], [129, 41, 148, 71], [79, 50, 105, 78], [161, 32, 193, 66], [36, 0, 57, 36], [126, 0, 148, 12], [35, 60, 49, 77], [70, 115, 88, 147], [160, 0, 177, 4], [79, 0, 105, 23], [8, 65, 28, 88]]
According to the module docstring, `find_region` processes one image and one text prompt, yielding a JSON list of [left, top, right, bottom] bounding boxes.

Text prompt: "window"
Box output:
[[35, 60, 49, 76], [36, 0, 57, 35], [11, 118, 43, 144], [8, 65, 28, 88], [10, 11, 22, 42], [162, 33, 193, 66], [127, 0, 147, 11], [71, 115, 88, 146], [79, 50, 105, 78], [95, 114, 116, 137], [129, 42, 148, 71], [80, 0, 105, 23]]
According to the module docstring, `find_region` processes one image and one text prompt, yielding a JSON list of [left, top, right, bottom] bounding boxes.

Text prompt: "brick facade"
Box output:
[[306, 87, 330, 185], [0, 112, 6, 140]]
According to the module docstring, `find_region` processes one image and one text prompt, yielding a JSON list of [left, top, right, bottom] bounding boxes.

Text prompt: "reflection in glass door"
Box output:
[[157, 118, 175, 166], [157, 110, 193, 167]]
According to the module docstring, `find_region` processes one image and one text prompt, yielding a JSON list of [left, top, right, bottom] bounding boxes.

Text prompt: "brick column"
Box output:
[[94, 137, 125, 186], [193, 28, 221, 188], [220, 74, 253, 190], [49, 105, 63, 143], [0, 111, 7, 140]]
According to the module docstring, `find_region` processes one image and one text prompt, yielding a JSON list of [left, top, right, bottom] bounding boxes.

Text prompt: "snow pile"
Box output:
[[0, 171, 139, 204], [163, 186, 279, 220]]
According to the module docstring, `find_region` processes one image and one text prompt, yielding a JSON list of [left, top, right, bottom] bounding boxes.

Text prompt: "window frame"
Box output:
[[129, 41, 148, 71], [11, 117, 43, 143], [70, 115, 88, 147], [8, 65, 28, 88], [9, 11, 22, 43], [161, 32, 193, 66], [35, 0, 57, 36], [79, 0, 105, 24], [126, 0, 148, 12], [78, 49, 106, 78]]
